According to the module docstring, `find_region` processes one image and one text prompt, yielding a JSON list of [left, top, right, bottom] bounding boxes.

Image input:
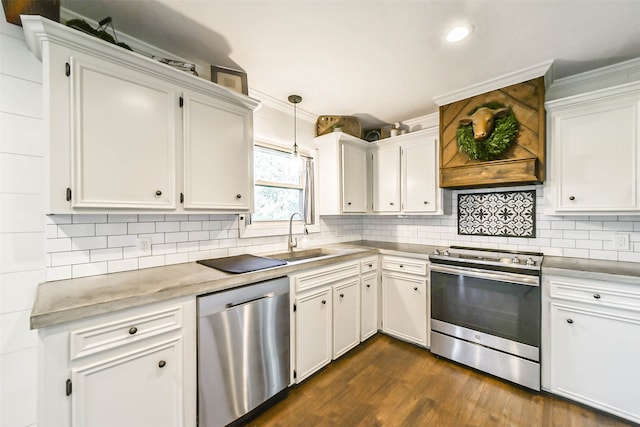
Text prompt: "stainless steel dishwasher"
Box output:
[[197, 276, 290, 427]]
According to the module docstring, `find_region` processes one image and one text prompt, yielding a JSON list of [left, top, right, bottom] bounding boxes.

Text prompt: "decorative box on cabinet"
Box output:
[[542, 274, 640, 424], [21, 16, 259, 214], [545, 77, 640, 215], [372, 128, 443, 215], [38, 297, 197, 427], [381, 255, 429, 347], [314, 132, 370, 214]]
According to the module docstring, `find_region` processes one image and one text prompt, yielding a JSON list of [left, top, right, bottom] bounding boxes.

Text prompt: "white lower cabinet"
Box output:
[[38, 297, 197, 427], [381, 256, 429, 347], [360, 273, 378, 341], [294, 287, 333, 382], [291, 259, 369, 383], [543, 274, 640, 424], [333, 278, 361, 358]]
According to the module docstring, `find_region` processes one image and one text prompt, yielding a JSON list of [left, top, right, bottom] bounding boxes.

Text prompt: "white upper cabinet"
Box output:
[[314, 132, 370, 214], [371, 128, 443, 215], [69, 52, 178, 210], [182, 91, 253, 210], [545, 60, 640, 215], [372, 145, 401, 212], [22, 16, 259, 214]]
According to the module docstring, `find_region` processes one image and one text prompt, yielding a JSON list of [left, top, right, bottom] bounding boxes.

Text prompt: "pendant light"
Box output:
[[288, 94, 302, 158]]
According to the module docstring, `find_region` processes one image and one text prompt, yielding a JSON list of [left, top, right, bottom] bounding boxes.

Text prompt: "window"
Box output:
[[253, 145, 305, 221], [239, 142, 316, 237]]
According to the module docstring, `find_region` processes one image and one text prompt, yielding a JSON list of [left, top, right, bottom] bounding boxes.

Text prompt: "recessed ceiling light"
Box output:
[[445, 24, 473, 43]]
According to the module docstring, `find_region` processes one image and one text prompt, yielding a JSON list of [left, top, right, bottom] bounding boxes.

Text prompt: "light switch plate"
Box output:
[[613, 233, 630, 251]]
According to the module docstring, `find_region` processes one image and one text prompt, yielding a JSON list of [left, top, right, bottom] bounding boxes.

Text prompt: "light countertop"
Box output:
[[32, 240, 640, 329]]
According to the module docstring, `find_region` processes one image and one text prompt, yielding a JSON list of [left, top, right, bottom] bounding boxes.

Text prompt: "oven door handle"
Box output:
[[430, 264, 539, 287]]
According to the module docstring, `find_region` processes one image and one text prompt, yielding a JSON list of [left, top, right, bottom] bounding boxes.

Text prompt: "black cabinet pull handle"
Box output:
[[321, 300, 326, 305], [399, 265, 404, 268], [569, 196, 575, 201], [567, 319, 574, 324], [129, 327, 137, 335], [593, 294, 601, 299], [340, 293, 344, 298], [424, 201, 429, 204], [413, 287, 418, 291], [347, 202, 352, 205], [155, 190, 162, 196], [390, 202, 394, 206], [236, 194, 242, 199], [158, 360, 166, 368]]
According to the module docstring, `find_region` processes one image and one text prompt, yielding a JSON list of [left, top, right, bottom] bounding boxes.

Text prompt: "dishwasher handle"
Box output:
[[225, 292, 275, 309]]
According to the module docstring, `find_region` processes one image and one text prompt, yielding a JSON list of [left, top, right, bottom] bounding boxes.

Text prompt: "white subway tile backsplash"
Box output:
[[108, 234, 137, 248], [138, 255, 165, 269], [603, 221, 634, 231], [46, 238, 71, 253], [152, 243, 176, 256], [51, 250, 90, 267], [165, 252, 189, 265], [96, 223, 127, 236], [127, 222, 155, 235], [71, 236, 107, 251], [72, 262, 108, 278], [139, 214, 165, 222], [90, 248, 123, 263], [163, 232, 187, 244], [180, 221, 202, 232], [58, 223, 95, 238], [107, 258, 138, 273], [72, 214, 107, 224], [156, 221, 180, 232], [189, 230, 210, 241], [108, 214, 138, 223]]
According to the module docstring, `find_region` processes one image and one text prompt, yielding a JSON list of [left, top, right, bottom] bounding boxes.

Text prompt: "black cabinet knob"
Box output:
[[236, 194, 242, 199], [368, 264, 373, 268], [413, 287, 418, 291], [569, 196, 575, 201], [593, 294, 601, 299], [390, 202, 394, 206], [366, 284, 371, 288], [158, 360, 166, 368], [321, 300, 326, 305], [399, 265, 404, 268], [567, 319, 574, 324], [347, 202, 352, 205], [424, 201, 429, 204], [129, 327, 137, 335], [155, 190, 162, 196], [340, 293, 344, 298]]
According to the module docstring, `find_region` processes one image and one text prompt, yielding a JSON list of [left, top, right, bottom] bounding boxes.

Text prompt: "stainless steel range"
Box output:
[[429, 246, 543, 390]]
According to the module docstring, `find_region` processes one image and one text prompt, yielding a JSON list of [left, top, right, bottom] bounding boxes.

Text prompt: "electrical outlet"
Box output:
[[137, 237, 152, 255], [613, 233, 630, 251]]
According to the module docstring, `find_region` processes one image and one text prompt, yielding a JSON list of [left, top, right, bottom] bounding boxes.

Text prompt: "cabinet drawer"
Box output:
[[548, 277, 640, 312], [360, 257, 378, 274], [382, 256, 428, 276], [70, 304, 183, 360], [294, 261, 360, 293]]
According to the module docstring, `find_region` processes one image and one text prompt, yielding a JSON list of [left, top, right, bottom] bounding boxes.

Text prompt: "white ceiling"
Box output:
[[61, 0, 640, 128]]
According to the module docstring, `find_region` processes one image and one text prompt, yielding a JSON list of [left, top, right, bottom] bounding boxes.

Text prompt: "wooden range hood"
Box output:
[[434, 62, 552, 189]]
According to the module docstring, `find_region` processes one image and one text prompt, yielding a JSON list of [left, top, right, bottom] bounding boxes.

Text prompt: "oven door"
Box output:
[[430, 263, 540, 359]]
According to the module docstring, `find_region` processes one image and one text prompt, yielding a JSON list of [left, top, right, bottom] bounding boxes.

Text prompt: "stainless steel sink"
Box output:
[[267, 248, 340, 262]]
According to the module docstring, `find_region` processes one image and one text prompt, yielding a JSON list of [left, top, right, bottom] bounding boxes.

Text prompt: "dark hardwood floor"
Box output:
[[249, 334, 634, 427]]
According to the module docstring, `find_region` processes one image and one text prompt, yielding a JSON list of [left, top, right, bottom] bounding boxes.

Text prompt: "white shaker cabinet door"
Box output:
[[71, 338, 184, 427], [360, 273, 378, 341], [295, 288, 333, 382], [550, 303, 640, 423], [182, 91, 253, 210], [372, 145, 401, 212], [552, 97, 640, 212], [403, 135, 439, 213], [70, 54, 177, 209], [382, 272, 427, 346], [341, 143, 368, 212], [333, 279, 361, 359]]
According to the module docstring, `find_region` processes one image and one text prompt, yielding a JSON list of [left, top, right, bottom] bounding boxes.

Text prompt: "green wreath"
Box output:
[[456, 102, 519, 161]]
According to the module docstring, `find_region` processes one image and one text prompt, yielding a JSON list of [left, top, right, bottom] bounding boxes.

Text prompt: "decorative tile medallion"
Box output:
[[458, 190, 535, 238]]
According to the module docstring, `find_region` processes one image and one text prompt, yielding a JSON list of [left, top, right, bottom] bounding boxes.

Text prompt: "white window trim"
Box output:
[[239, 140, 319, 239]]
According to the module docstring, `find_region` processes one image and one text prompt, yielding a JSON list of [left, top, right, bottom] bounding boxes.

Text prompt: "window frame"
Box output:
[[239, 139, 319, 239]]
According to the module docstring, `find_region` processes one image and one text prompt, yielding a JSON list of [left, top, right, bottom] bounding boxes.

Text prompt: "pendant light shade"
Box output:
[[288, 94, 302, 158]]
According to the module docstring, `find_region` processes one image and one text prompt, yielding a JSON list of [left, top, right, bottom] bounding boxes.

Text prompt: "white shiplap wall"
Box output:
[[0, 16, 44, 427]]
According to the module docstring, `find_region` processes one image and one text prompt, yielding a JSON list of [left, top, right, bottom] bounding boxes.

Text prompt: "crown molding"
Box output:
[[248, 88, 317, 123], [546, 57, 640, 101], [402, 112, 439, 131], [433, 60, 554, 106]]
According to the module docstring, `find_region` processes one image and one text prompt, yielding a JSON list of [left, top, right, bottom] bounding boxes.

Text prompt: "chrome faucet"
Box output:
[[288, 211, 309, 251]]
